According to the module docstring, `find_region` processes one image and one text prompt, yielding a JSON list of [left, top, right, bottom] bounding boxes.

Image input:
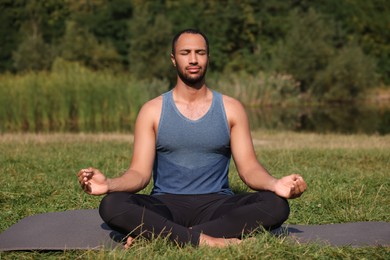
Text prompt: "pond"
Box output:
[[247, 103, 390, 135], [1, 103, 389, 135]]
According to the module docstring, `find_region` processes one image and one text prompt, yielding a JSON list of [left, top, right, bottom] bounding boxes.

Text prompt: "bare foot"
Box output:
[[124, 236, 135, 249], [199, 233, 241, 247]]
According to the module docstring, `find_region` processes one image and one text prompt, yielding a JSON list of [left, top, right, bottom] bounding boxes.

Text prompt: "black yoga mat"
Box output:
[[0, 209, 388, 251], [0, 209, 124, 251]]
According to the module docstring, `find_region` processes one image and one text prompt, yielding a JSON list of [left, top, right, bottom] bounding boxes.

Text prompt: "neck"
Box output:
[[172, 82, 212, 121], [174, 79, 208, 103]]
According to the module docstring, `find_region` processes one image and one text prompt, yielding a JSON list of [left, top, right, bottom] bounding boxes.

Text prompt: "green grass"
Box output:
[[0, 132, 389, 259]]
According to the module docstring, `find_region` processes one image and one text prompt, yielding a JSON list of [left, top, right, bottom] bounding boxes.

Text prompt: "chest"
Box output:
[[156, 96, 230, 154], [174, 100, 212, 121]]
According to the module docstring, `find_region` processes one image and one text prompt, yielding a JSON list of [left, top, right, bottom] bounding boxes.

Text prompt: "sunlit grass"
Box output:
[[0, 131, 389, 259]]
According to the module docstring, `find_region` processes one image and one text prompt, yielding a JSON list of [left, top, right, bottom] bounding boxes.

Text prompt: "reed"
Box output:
[[210, 71, 302, 107], [1, 65, 305, 133], [0, 59, 167, 133]]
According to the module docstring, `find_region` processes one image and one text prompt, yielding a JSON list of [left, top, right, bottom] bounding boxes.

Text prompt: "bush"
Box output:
[[60, 21, 121, 71], [271, 8, 334, 93], [313, 44, 378, 101], [12, 34, 54, 71]]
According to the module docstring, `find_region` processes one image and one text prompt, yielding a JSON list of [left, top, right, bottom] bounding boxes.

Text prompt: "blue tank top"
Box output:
[[152, 89, 233, 195]]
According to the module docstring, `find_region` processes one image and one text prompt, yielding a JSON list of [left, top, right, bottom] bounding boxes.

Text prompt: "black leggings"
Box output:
[[99, 191, 289, 246]]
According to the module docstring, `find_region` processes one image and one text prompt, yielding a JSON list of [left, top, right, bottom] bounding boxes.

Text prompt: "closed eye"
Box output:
[[197, 50, 207, 55]]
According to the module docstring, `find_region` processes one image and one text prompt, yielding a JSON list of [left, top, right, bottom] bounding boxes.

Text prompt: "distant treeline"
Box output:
[[1, 0, 389, 101]]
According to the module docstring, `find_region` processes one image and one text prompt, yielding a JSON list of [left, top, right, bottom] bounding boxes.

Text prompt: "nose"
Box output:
[[189, 52, 198, 64]]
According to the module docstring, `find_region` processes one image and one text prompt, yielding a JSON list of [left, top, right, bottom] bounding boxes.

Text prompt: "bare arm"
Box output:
[[224, 96, 307, 198], [78, 98, 161, 195]]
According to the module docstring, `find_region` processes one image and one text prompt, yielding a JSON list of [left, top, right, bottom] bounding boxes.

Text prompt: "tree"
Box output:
[[272, 8, 334, 93], [60, 20, 120, 70], [127, 1, 173, 80], [313, 44, 378, 101], [13, 33, 54, 71], [310, 0, 390, 84], [0, 0, 26, 72], [68, 0, 133, 67]]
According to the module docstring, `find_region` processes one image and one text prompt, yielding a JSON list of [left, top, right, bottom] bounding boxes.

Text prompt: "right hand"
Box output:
[[273, 174, 307, 199], [77, 167, 109, 195]]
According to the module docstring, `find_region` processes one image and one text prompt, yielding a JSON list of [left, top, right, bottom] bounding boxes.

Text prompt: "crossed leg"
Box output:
[[99, 191, 289, 248]]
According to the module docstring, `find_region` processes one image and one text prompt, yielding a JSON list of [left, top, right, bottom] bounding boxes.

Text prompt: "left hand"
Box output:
[[274, 174, 307, 199]]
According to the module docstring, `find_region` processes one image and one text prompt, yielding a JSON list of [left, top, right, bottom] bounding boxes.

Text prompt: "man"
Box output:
[[78, 28, 307, 248]]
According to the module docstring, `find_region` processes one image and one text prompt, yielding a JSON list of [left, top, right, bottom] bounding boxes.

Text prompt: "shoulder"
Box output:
[[135, 95, 163, 130], [221, 94, 248, 127], [221, 94, 244, 110], [140, 95, 163, 114]]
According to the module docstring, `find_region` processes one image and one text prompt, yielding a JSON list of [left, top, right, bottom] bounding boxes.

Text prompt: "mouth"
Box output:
[[187, 66, 201, 73]]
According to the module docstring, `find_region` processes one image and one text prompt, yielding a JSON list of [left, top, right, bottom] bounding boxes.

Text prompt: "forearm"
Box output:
[[239, 164, 278, 192], [107, 169, 150, 193]]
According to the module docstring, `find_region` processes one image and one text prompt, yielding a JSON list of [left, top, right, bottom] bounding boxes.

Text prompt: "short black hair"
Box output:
[[171, 28, 209, 56]]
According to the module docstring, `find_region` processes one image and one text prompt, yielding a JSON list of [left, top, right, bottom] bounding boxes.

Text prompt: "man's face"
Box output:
[[171, 33, 209, 86]]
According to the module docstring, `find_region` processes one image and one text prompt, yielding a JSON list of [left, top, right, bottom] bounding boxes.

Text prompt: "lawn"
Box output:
[[0, 131, 389, 259]]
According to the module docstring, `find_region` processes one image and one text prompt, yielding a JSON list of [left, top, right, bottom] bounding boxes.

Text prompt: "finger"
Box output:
[[289, 173, 300, 181], [290, 179, 304, 197], [80, 180, 87, 191], [290, 184, 296, 198], [290, 187, 301, 199], [78, 172, 89, 184], [293, 193, 301, 199], [78, 171, 91, 186], [77, 169, 86, 178], [85, 182, 92, 193], [82, 183, 90, 194], [78, 173, 86, 184], [84, 171, 95, 180], [81, 180, 92, 194], [77, 168, 92, 179], [296, 178, 307, 193]]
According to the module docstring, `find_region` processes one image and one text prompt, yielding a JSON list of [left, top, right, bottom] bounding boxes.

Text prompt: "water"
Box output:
[[247, 104, 390, 135], [1, 103, 389, 135]]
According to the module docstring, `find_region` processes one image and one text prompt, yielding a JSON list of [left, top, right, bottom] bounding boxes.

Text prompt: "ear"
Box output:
[[170, 53, 176, 67]]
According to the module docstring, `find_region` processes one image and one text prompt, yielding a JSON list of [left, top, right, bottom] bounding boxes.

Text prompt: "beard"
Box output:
[[176, 65, 208, 86]]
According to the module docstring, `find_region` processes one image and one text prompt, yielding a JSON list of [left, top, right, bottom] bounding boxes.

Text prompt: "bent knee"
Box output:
[[276, 197, 290, 223], [269, 194, 290, 228], [99, 192, 131, 223]]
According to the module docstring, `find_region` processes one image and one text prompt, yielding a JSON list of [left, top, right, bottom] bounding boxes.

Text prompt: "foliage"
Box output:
[[60, 21, 121, 70], [271, 8, 380, 100], [272, 8, 334, 93], [9, 0, 68, 71], [313, 44, 378, 101], [0, 0, 389, 101], [12, 33, 54, 71], [128, 1, 173, 80], [68, 0, 133, 65], [0, 0, 25, 72], [314, 0, 390, 87]]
